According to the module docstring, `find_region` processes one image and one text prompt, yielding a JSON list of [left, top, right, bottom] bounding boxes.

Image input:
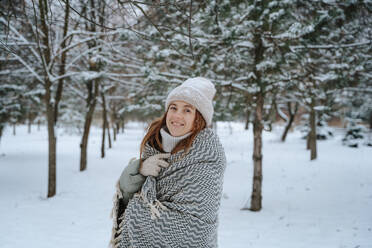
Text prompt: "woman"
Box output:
[[110, 77, 226, 248]]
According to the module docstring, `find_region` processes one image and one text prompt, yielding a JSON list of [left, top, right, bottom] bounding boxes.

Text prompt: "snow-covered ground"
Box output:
[[0, 123, 371, 248]]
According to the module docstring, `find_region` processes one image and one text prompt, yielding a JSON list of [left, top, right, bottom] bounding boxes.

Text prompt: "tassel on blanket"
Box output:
[[109, 181, 125, 248], [140, 190, 168, 220]]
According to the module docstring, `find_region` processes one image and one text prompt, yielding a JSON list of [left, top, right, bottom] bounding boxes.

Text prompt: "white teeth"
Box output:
[[172, 121, 184, 127]]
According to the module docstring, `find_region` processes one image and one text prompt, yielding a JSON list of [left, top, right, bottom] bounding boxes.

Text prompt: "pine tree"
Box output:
[[287, 0, 371, 157]]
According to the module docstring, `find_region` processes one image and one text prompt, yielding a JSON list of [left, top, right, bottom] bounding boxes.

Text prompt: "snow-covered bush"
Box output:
[[342, 122, 368, 148], [300, 120, 334, 140], [316, 120, 334, 140]]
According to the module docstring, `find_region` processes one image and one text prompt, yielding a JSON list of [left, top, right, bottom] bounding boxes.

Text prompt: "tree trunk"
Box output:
[[309, 103, 317, 160], [266, 123, 272, 132], [101, 89, 108, 158], [80, 0, 104, 170], [80, 81, 99, 171], [45, 81, 57, 198], [0, 125, 3, 142], [37, 120, 40, 131], [111, 105, 117, 141], [121, 120, 125, 133], [46, 104, 56, 198], [28, 113, 32, 134], [116, 122, 120, 135], [249, 93, 264, 211], [306, 132, 310, 150], [102, 94, 112, 148], [101, 119, 106, 158], [37, 0, 58, 198], [80, 108, 95, 171], [13, 124, 16, 136], [264, 96, 276, 132], [245, 109, 250, 130], [281, 102, 298, 142], [107, 122, 112, 148], [113, 124, 117, 141], [54, 0, 69, 124], [281, 118, 293, 142], [244, 94, 252, 130]]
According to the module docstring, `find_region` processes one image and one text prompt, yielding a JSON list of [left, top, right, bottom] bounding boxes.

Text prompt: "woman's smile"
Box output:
[[170, 121, 184, 127]]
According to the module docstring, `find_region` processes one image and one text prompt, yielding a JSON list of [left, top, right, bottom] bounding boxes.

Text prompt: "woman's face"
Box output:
[[166, 101, 196, 137]]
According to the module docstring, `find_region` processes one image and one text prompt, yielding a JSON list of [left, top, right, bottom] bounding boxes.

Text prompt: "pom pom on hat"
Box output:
[[165, 77, 216, 126]]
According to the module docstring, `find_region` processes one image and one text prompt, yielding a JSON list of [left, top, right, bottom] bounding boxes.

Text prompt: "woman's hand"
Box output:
[[139, 153, 171, 177]]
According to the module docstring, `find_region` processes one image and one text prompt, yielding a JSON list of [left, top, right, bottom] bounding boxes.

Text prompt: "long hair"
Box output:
[[139, 109, 206, 161]]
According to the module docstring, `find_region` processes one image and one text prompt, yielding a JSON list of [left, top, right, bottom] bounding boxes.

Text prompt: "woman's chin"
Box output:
[[169, 128, 186, 137]]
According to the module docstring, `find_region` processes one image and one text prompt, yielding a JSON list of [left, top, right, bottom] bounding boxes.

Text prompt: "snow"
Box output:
[[269, 9, 285, 23], [314, 73, 338, 82], [0, 123, 371, 248], [256, 60, 276, 71], [314, 106, 327, 111], [236, 41, 255, 49], [80, 71, 104, 82], [275, 22, 315, 40]]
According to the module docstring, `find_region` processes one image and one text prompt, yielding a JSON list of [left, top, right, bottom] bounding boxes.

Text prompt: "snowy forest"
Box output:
[[1, 1, 372, 247]]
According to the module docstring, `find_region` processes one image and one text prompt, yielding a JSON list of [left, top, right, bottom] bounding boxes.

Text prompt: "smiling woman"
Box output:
[[110, 77, 227, 248]]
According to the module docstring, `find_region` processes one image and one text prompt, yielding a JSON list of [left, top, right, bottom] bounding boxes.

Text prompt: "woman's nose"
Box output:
[[173, 110, 183, 119]]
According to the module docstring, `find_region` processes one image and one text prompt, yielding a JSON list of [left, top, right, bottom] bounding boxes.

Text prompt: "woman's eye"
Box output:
[[185, 109, 191, 113]]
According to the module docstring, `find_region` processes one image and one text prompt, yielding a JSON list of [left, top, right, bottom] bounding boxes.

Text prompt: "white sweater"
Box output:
[[160, 127, 191, 152]]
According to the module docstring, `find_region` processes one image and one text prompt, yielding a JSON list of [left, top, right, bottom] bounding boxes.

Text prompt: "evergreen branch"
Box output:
[[130, 1, 193, 59], [291, 41, 372, 50]]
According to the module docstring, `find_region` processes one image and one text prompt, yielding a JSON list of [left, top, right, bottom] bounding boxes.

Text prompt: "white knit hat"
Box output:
[[165, 77, 216, 126]]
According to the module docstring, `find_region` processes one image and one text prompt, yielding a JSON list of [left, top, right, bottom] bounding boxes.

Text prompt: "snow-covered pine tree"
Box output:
[[336, 1, 372, 148], [196, 0, 312, 211], [288, 0, 371, 158]]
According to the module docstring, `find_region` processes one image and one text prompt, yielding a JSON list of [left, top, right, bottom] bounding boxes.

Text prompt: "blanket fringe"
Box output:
[[109, 180, 125, 248], [139, 190, 168, 220]]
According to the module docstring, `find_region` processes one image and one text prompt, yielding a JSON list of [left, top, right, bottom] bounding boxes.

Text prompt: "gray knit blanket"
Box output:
[[110, 128, 226, 248]]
